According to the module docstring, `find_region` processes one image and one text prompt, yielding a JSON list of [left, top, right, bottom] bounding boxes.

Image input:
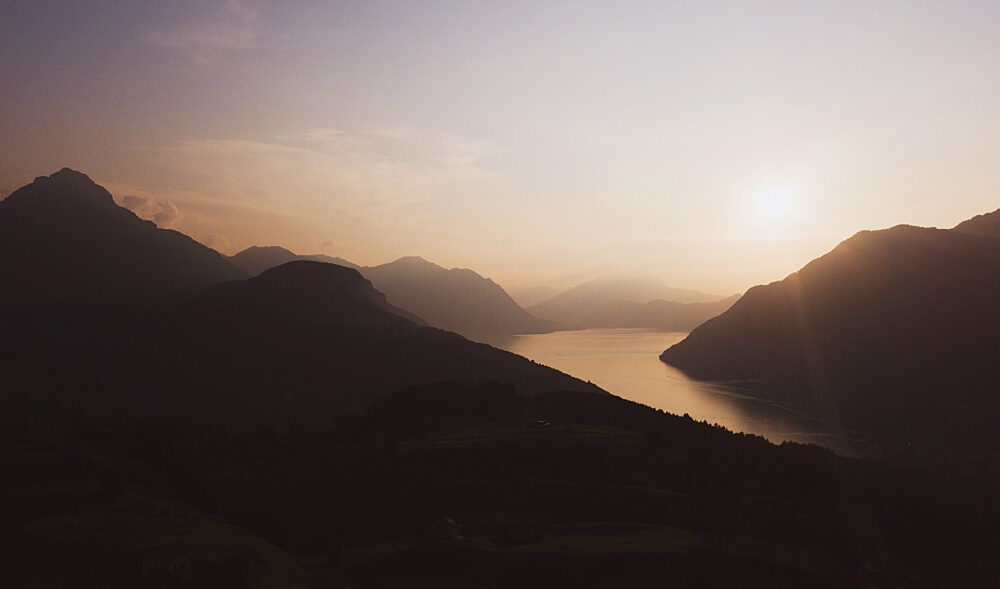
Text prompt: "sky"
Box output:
[[2, 0, 999, 294]]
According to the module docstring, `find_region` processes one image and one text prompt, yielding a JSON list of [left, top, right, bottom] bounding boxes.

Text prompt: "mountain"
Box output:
[[360, 256, 555, 341], [0, 259, 601, 428], [660, 218, 1000, 478], [195, 260, 424, 327], [528, 275, 729, 326], [577, 295, 740, 331], [0, 168, 245, 304], [229, 245, 360, 276], [228, 249, 550, 341]]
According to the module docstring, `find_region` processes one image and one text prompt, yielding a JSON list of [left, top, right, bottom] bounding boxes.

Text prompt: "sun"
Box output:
[[751, 185, 796, 224]]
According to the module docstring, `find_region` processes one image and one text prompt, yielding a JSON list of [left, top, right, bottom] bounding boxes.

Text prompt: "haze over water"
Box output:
[[497, 328, 877, 457]]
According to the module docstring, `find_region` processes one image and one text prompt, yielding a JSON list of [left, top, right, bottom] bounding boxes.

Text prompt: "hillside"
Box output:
[[6, 386, 1000, 587], [660, 219, 1000, 478], [0, 169, 245, 304]]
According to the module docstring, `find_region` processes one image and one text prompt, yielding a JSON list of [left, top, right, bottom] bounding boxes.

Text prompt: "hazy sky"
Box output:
[[3, 1, 999, 293]]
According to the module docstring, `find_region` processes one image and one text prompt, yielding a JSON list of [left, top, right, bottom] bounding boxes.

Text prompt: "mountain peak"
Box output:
[[4, 167, 116, 212], [391, 255, 439, 267], [239, 245, 296, 256], [0, 169, 245, 304], [379, 256, 448, 274], [34, 167, 103, 193], [48, 166, 92, 181]]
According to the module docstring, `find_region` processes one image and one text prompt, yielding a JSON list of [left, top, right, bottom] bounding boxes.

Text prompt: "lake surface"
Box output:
[[494, 328, 877, 457]]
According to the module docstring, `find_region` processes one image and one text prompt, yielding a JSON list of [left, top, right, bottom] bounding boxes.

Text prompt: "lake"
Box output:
[[493, 328, 877, 457]]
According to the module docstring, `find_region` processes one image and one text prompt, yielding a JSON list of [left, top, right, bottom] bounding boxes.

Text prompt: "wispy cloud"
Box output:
[[115, 127, 493, 258], [141, 0, 260, 63]]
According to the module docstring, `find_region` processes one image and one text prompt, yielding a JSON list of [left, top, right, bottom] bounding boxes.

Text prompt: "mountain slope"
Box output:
[[529, 276, 727, 325], [0, 169, 245, 304], [360, 256, 554, 340], [660, 220, 1000, 475]]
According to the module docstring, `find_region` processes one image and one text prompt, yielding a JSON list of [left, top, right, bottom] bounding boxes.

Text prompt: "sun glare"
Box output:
[[751, 185, 796, 224]]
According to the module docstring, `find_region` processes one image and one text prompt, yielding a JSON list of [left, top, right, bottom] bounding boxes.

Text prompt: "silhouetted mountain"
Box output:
[[361, 256, 555, 341], [661, 218, 1000, 478], [953, 207, 1000, 238], [229, 245, 360, 276], [228, 249, 549, 340], [578, 294, 740, 331], [0, 169, 245, 304], [529, 275, 729, 326], [195, 260, 424, 327], [0, 260, 601, 428]]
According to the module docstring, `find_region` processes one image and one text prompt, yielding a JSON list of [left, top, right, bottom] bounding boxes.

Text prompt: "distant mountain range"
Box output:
[[527, 275, 734, 330], [0, 168, 245, 304], [230, 247, 554, 340], [231, 245, 737, 337], [577, 295, 740, 331], [661, 210, 1000, 478]]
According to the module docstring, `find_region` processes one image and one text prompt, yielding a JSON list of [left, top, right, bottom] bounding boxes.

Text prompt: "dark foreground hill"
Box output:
[[0, 260, 600, 428], [5, 385, 999, 587], [661, 217, 1000, 479], [0, 169, 245, 304]]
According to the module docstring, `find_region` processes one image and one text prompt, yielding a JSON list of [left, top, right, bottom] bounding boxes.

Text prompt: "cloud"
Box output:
[[113, 126, 494, 259], [120, 195, 182, 227], [158, 127, 493, 214], [141, 0, 260, 63]]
